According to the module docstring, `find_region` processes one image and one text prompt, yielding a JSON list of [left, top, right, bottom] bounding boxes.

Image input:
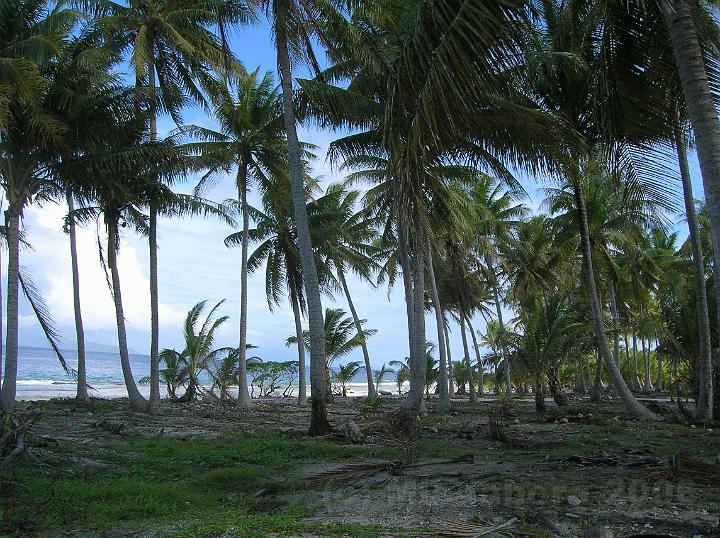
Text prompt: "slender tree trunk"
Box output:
[[398, 219, 415, 364], [534, 372, 545, 412], [642, 337, 652, 392], [148, 205, 160, 414], [664, 2, 720, 417], [632, 330, 640, 389], [107, 216, 147, 411], [466, 317, 484, 396], [487, 257, 512, 396], [426, 248, 449, 413], [608, 278, 621, 367], [290, 290, 307, 404], [548, 368, 567, 406], [67, 192, 88, 402], [338, 268, 375, 400], [459, 311, 476, 403], [444, 321, 455, 397], [571, 179, 657, 419], [275, 2, 329, 434], [676, 118, 713, 417], [405, 245, 427, 414], [590, 348, 602, 402], [236, 161, 253, 409], [656, 352, 663, 392], [577, 359, 587, 394], [0, 225, 3, 396], [0, 207, 21, 412]]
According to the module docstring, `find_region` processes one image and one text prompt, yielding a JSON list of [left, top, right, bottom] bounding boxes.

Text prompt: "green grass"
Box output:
[[0, 433, 400, 537]]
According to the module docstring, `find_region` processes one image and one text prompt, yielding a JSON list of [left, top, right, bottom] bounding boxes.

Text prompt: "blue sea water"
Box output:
[[15, 346, 151, 384]]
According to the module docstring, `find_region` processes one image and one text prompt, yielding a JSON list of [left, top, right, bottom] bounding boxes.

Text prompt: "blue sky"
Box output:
[[16, 16, 706, 375]]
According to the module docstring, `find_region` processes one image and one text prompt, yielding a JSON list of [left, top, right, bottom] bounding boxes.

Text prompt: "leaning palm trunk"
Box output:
[[426, 247, 449, 413], [459, 311, 476, 403], [466, 317, 484, 396], [664, 2, 720, 415], [236, 162, 253, 409], [290, 289, 307, 404], [67, 192, 88, 402], [571, 180, 657, 419], [107, 216, 148, 412], [676, 118, 713, 417], [0, 207, 21, 412], [275, 3, 329, 433], [338, 268, 375, 400]]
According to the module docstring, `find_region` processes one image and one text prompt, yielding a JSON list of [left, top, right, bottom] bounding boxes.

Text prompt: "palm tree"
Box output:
[[312, 184, 381, 400], [265, 0, 335, 434], [661, 2, 720, 374], [374, 363, 395, 394], [227, 170, 317, 404], [186, 69, 288, 410], [525, 0, 673, 419], [288, 307, 376, 402], [0, 0, 80, 412], [97, 0, 248, 414], [164, 300, 231, 402], [332, 361, 362, 398]]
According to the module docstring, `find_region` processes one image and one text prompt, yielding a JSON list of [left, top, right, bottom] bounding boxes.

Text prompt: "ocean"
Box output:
[[9, 346, 397, 400]]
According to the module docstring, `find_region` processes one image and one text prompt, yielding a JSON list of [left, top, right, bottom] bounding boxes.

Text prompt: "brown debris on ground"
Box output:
[[8, 394, 720, 537]]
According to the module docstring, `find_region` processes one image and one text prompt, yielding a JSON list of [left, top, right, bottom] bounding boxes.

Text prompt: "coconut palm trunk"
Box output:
[[147, 57, 161, 415], [675, 118, 713, 417], [489, 275, 511, 397], [663, 2, 720, 390], [426, 247, 449, 413], [275, 2, 329, 433], [290, 289, 307, 404], [337, 268, 375, 400], [444, 321, 455, 397], [590, 348, 602, 401], [67, 192, 88, 402], [466, 317, 484, 396], [236, 161, 253, 409], [107, 216, 148, 412], [405, 244, 427, 414], [571, 179, 657, 419], [632, 330, 640, 389], [398, 219, 415, 360], [459, 311, 476, 403], [608, 278, 621, 366], [1, 207, 21, 412], [0, 232, 3, 394]]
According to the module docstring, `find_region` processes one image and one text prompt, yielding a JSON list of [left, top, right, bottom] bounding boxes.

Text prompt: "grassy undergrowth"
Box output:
[[1, 429, 401, 537]]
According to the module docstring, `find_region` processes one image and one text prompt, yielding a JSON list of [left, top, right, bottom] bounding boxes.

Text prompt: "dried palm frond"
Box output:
[[436, 516, 517, 537]]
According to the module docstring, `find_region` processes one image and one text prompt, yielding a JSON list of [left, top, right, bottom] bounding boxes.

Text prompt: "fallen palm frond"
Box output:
[[561, 451, 720, 486], [435, 517, 517, 537], [1, 411, 41, 469], [560, 452, 663, 468], [304, 454, 475, 484]]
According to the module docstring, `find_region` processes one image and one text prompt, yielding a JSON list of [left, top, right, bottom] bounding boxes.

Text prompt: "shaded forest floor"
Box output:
[[1, 394, 719, 537]]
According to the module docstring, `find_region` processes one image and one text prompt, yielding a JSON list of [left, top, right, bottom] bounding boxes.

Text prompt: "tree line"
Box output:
[[1, 0, 719, 433]]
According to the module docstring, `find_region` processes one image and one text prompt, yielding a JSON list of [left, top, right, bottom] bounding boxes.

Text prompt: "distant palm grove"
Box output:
[[3, 0, 720, 437]]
